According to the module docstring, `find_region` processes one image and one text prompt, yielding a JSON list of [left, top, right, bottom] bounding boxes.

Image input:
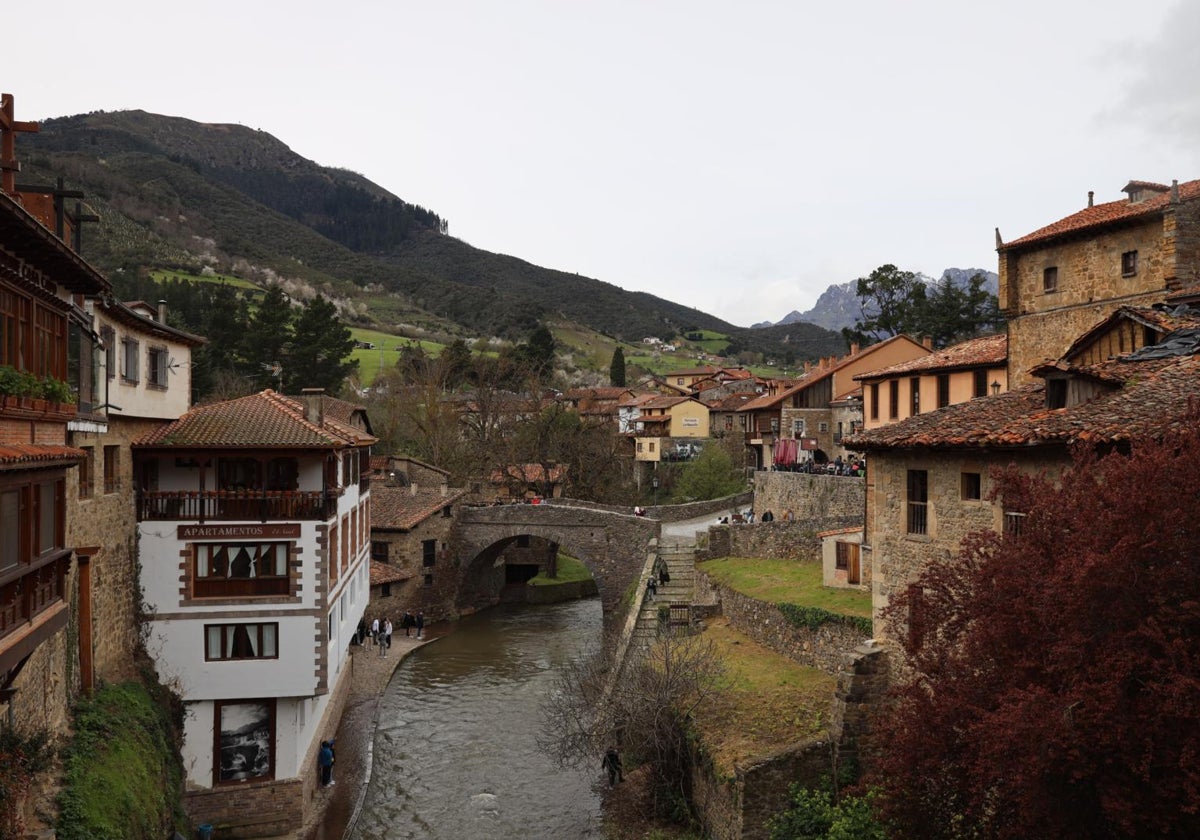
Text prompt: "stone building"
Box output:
[[998, 178, 1200, 385], [133, 388, 375, 837], [0, 165, 108, 735], [847, 311, 1200, 643], [368, 456, 468, 622]]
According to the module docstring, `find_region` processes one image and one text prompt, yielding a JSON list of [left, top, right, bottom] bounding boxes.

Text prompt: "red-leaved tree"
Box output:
[[870, 417, 1200, 839]]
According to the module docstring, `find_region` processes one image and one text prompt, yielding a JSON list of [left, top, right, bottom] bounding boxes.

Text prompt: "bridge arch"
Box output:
[[452, 505, 660, 613]]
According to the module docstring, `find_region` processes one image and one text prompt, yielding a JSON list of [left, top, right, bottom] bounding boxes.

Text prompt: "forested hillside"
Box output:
[[20, 109, 844, 356]]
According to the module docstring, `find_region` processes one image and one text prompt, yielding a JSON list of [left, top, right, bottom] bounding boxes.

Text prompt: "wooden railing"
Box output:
[[137, 490, 336, 522], [0, 553, 68, 643]]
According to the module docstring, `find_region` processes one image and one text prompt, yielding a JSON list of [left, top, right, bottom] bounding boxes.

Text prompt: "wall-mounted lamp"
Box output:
[[991, 380, 1001, 396]]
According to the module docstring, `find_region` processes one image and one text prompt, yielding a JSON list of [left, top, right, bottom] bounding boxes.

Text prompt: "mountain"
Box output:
[[753, 268, 1000, 332], [20, 110, 845, 360]]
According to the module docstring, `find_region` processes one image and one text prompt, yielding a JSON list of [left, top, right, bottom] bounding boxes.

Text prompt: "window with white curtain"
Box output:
[[205, 623, 278, 660]]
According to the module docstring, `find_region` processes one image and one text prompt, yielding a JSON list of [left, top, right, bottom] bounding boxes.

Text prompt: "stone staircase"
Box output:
[[629, 539, 698, 651]]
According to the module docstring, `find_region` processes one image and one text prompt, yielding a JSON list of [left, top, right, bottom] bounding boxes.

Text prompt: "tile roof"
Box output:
[[563, 387, 633, 401], [0, 444, 85, 470], [640, 396, 695, 410], [1002, 179, 1200, 251], [706, 392, 759, 410], [855, 334, 1007, 380], [1062, 304, 1200, 362], [847, 352, 1200, 452], [134, 389, 376, 448], [371, 484, 468, 530], [370, 561, 414, 586]]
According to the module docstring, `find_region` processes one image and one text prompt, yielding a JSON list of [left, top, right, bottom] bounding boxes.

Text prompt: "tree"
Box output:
[[539, 630, 727, 820], [286, 294, 357, 393], [609, 347, 627, 387], [239, 286, 293, 388], [846, 264, 927, 343], [871, 421, 1200, 840], [672, 445, 746, 502], [514, 324, 557, 381], [918, 272, 1003, 348]]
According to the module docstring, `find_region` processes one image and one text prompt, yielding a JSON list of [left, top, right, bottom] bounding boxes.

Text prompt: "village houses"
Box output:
[[848, 178, 1200, 652]]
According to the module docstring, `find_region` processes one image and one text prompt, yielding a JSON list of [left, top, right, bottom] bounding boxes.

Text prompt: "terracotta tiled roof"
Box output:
[[370, 561, 414, 586], [563, 387, 633, 401], [134, 389, 376, 448], [0, 444, 85, 470], [706, 392, 759, 410], [640, 396, 694, 410], [371, 484, 468, 530], [618, 392, 660, 408], [855, 334, 1007, 380], [847, 353, 1200, 451], [1002, 179, 1200, 251], [490, 464, 567, 484]]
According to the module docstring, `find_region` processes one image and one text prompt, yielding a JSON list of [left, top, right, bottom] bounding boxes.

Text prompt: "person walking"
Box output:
[[370, 617, 379, 647], [415, 611, 425, 640], [647, 576, 657, 601], [384, 618, 393, 656]]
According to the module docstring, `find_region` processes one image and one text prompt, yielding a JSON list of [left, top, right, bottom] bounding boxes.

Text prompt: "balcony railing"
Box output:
[[137, 489, 337, 522]]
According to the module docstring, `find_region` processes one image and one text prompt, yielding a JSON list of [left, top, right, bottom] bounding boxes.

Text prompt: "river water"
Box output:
[[349, 598, 605, 840]]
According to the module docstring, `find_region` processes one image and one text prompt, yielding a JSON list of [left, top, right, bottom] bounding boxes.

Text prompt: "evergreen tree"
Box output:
[[609, 347, 627, 387], [286, 294, 357, 393], [239, 286, 293, 388]]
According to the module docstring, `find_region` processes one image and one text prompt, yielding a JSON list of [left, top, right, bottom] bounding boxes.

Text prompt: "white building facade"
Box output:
[[133, 388, 374, 835]]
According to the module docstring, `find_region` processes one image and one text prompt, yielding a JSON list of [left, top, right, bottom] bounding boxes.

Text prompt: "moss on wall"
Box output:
[[56, 678, 186, 840]]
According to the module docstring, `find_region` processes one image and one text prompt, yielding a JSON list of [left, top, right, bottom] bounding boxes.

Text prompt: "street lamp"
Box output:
[[991, 380, 1001, 396], [652, 475, 659, 508]]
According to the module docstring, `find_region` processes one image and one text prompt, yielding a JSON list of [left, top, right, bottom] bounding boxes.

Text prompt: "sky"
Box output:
[[8, 1, 1200, 327]]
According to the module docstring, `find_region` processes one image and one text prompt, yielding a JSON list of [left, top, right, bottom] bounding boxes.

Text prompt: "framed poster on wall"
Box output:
[[215, 699, 275, 783]]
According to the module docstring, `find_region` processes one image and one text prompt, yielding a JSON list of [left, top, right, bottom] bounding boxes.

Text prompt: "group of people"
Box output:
[[646, 561, 671, 600], [365, 611, 427, 657]]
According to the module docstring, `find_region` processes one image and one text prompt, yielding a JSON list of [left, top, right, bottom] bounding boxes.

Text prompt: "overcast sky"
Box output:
[[9, 1, 1200, 327]]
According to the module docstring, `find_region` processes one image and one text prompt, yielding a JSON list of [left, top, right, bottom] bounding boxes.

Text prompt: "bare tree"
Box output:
[[539, 628, 727, 818]]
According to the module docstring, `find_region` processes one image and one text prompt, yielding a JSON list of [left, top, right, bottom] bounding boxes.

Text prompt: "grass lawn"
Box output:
[[350, 330, 446, 384], [698, 557, 871, 618], [692, 618, 836, 773], [149, 268, 264, 294], [528, 552, 594, 586]]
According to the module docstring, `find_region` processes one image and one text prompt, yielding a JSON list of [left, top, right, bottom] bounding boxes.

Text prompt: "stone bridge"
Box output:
[[452, 503, 661, 613]]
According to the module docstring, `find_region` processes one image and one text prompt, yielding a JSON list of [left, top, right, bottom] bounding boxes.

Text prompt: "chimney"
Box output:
[[1087, 191, 1094, 208], [410, 483, 419, 497], [1172, 179, 1180, 204], [301, 387, 324, 425], [850, 342, 860, 355], [922, 336, 933, 350], [441, 483, 448, 497], [157, 299, 167, 323], [804, 361, 811, 374]]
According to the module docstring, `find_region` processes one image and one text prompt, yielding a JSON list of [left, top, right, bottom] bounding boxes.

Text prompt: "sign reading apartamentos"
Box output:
[[178, 524, 302, 540]]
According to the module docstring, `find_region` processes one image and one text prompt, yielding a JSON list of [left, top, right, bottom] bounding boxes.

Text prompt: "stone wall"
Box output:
[[700, 522, 823, 563], [696, 571, 868, 674], [750, 471, 863, 527], [546, 491, 753, 522]]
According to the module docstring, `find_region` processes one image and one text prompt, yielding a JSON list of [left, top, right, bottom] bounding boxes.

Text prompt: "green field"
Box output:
[[698, 557, 872, 618], [528, 552, 594, 586], [149, 268, 264, 295], [349, 328, 446, 384]]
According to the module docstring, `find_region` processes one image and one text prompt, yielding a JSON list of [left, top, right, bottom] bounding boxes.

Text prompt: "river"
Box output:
[[348, 598, 605, 840]]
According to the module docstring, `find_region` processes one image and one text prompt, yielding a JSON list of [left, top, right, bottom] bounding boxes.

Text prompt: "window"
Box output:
[[973, 370, 988, 398], [0, 489, 18, 573], [937, 374, 950, 409], [121, 336, 139, 382], [0, 282, 67, 379], [1121, 250, 1138, 277], [889, 381, 899, 419], [381, 582, 392, 597], [818, 422, 829, 433], [422, 539, 437, 567], [103, 445, 119, 493], [147, 346, 168, 388], [792, 419, 805, 436], [1043, 266, 1058, 293], [1047, 379, 1067, 409], [1004, 511, 1026, 537], [906, 470, 928, 535], [265, 457, 298, 491], [648, 442, 655, 452], [423, 573, 433, 587], [636, 441, 643, 453], [193, 542, 290, 598], [910, 377, 921, 415], [961, 472, 982, 501], [0, 476, 64, 572], [442, 505, 452, 518], [79, 447, 94, 499], [372, 541, 389, 563], [218, 457, 261, 491], [205, 623, 278, 660], [100, 325, 115, 380], [215, 699, 275, 784], [870, 383, 879, 420]]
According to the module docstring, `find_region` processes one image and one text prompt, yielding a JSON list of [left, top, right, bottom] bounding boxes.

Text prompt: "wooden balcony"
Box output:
[[137, 489, 337, 522]]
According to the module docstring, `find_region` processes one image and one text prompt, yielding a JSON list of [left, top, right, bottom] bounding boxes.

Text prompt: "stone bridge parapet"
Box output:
[[453, 504, 661, 612]]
